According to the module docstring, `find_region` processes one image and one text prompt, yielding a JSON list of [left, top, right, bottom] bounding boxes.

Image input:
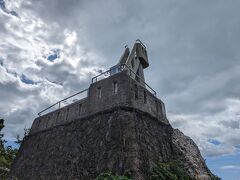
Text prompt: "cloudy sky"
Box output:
[[0, 0, 240, 179]]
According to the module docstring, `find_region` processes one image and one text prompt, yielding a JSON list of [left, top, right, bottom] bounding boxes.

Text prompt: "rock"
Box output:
[[172, 128, 215, 179]]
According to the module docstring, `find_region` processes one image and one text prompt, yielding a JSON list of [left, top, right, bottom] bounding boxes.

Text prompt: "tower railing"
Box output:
[[136, 39, 146, 49], [38, 88, 88, 116], [38, 63, 157, 116], [91, 64, 125, 83], [91, 63, 157, 96]]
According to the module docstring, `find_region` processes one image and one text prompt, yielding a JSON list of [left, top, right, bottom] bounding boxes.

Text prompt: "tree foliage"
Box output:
[[95, 161, 191, 180], [150, 160, 191, 180], [0, 119, 18, 179], [96, 170, 132, 180]]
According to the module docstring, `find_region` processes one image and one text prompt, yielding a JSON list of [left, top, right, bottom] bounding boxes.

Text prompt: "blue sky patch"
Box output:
[[20, 74, 35, 85], [209, 139, 221, 145], [4, 140, 20, 149], [0, 0, 5, 9], [206, 153, 240, 180], [235, 144, 240, 149], [47, 49, 60, 62], [0, 59, 3, 66], [0, 0, 18, 17]]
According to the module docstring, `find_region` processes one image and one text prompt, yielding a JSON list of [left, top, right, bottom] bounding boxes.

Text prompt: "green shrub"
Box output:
[[96, 170, 132, 180], [150, 160, 191, 180], [211, 175, 221, 180], [0, 119, 19, 180]]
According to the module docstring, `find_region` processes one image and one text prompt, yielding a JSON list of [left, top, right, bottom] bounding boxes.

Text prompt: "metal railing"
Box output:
[[91, 64, 125, 83], [38, 88, 88, 116], [92, 63, 157, 96], [38, 63, 157, 116], [136, 39, 146, 49], [124, 63, 157, 96]]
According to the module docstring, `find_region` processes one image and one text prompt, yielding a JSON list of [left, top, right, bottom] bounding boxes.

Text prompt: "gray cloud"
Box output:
[[0, 0, 240, 157]]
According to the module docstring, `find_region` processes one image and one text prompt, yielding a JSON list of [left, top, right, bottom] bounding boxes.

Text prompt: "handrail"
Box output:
[[91, 64, 125, 83], [136, 39, 146, 49], [124, 63, 156, 96], [91, 69, 110, 83], [38, 88, 88, 116], [92, 63, 156, 96], [38, 61, 157, 116]]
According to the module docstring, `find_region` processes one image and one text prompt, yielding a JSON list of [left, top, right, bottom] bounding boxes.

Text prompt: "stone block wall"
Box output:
[[129, 78, 167, 122], [10, 107, 173, 180], [30, 71, 168, 135]]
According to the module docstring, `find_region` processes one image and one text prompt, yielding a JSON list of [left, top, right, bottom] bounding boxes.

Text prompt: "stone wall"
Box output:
[[129, 78, 167, 122], [10, 107, 173, 180], [30, 71, 168, 134], [10, 106, 215, 180]]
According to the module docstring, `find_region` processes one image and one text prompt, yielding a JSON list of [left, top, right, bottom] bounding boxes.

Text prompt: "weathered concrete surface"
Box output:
[[10, 107, 214, 180]]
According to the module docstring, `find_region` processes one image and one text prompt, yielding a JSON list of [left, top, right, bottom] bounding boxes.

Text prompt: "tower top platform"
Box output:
[[30, 40, 168, 135]]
